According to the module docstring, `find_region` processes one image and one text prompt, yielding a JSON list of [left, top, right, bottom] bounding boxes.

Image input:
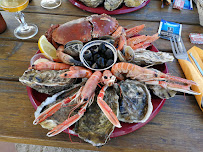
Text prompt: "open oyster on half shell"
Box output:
[[117, 79, 153, 123], [19, 69, 76, 95]]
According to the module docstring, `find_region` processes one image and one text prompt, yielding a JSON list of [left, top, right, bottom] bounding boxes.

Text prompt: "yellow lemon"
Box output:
[[38, 35, 58, 61]]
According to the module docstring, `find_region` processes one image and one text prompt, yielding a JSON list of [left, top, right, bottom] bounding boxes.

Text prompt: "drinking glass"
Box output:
[[0, 0, 38, 39], [40, 0, 61, 9]]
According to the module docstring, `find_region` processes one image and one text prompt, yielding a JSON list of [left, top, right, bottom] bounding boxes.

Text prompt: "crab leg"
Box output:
[[47, 102, 89, 137], [33, 91, 79, 125], [97, 85, 122, 128]]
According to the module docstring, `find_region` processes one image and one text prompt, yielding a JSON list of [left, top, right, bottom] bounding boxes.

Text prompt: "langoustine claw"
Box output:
[[97, 70, 121, 128]]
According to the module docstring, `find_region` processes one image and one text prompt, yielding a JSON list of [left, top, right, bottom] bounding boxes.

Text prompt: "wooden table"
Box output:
[[0, 0, 202, 151]]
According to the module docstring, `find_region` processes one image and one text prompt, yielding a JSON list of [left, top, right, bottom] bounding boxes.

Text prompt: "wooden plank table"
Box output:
[[0, 0, 202, 151]]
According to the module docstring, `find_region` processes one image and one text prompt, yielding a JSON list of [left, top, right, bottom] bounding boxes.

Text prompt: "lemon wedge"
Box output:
[[38, 35, 58, 61]]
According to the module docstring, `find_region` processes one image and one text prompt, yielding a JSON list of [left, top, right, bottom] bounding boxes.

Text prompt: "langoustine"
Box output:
[[111, 62, 200, 95]]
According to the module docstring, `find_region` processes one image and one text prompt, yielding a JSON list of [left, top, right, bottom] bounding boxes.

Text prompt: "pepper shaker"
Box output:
[[0, 13, 7, 34]]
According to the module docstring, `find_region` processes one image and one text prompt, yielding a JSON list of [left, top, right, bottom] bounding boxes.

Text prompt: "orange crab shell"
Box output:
[[87, 14, 119, 38], [51, 14, 119, 45], [52, 17, 92, 45]]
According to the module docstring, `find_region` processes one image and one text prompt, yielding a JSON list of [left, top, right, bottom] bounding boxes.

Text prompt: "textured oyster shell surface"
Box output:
[[74, 86, 119, 147], [104, 0, 124, 11], [132, 49, 174, 65], [118, 79, 153, 123], [34, 81, 86, 130], [19, 69, 76, 95], [79, 0, 104, 8]]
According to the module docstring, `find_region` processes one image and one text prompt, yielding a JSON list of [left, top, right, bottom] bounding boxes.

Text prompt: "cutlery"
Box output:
[[170, 35, 203, 111], [189, 52, 203, 76]]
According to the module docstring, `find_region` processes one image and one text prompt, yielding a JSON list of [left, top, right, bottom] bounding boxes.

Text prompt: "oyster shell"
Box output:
[[132, 49, 174, 65], [74, 86, 119, 147], [79, 0, 104, 8], [118, 79, 153, 123], [148, 85, 177, 99], [19, 69, 76, 95], [34, 80, 87, 130], [104, 0, 123, 11], [124, 0, 145, 7]]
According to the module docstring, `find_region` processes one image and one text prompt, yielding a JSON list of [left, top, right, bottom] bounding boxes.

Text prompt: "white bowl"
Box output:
[[80, 40, 117, 71]]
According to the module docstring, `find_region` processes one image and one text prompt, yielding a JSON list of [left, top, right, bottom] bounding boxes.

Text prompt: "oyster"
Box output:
[[34, 80, 86, 130], [132, 49, 174, 65], [124, 0, 145, 7], [19, 69, 76, 95], [104, 0, 123, 11], [79, 0, 104, 8], [117, 79, 153, 123], [148, 85, 177, 99], [64, 40, 83, 57], [74, 86, 119, 147]]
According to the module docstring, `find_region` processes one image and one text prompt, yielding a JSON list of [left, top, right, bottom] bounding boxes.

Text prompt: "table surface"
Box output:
[[0, 0, 203, 151]]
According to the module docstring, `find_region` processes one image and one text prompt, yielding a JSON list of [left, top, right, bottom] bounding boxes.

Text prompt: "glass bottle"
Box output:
[[0, 13, 7, 34]]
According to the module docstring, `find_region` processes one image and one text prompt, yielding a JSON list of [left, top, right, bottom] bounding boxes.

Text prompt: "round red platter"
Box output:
[[26, 44, 168, 138], [68, 0, 151, 15]]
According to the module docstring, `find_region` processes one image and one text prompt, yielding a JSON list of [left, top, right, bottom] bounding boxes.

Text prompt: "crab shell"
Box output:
[[51, 14, 119, 45]]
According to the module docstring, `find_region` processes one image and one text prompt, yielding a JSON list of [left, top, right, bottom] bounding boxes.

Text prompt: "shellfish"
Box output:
[[117, 79, 152, 123], [19, 69, 76, 95]]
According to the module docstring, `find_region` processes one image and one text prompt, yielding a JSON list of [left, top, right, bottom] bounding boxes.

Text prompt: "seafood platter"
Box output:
[[69, 0, 151, 15], [19, 14, 199, 147]]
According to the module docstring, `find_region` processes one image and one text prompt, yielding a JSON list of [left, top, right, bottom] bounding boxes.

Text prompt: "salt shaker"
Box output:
[[0, 13, 7, 34]]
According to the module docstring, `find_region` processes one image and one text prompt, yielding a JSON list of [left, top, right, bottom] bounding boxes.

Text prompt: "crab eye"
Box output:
[[110, 76, 112, 78], [104, 76, 108, 79]]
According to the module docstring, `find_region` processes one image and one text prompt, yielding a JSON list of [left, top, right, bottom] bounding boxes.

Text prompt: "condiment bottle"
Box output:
[[0, 13, 7, 34]]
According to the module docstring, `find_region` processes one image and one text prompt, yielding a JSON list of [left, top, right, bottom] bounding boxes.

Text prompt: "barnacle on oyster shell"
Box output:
[[19, 69, 76, 95], [117, 79, 153, 123]]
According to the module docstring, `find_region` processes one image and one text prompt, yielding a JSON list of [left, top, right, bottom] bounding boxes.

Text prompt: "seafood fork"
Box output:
[[170, 35, 203, 76], [170, 35, 190, 62]]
